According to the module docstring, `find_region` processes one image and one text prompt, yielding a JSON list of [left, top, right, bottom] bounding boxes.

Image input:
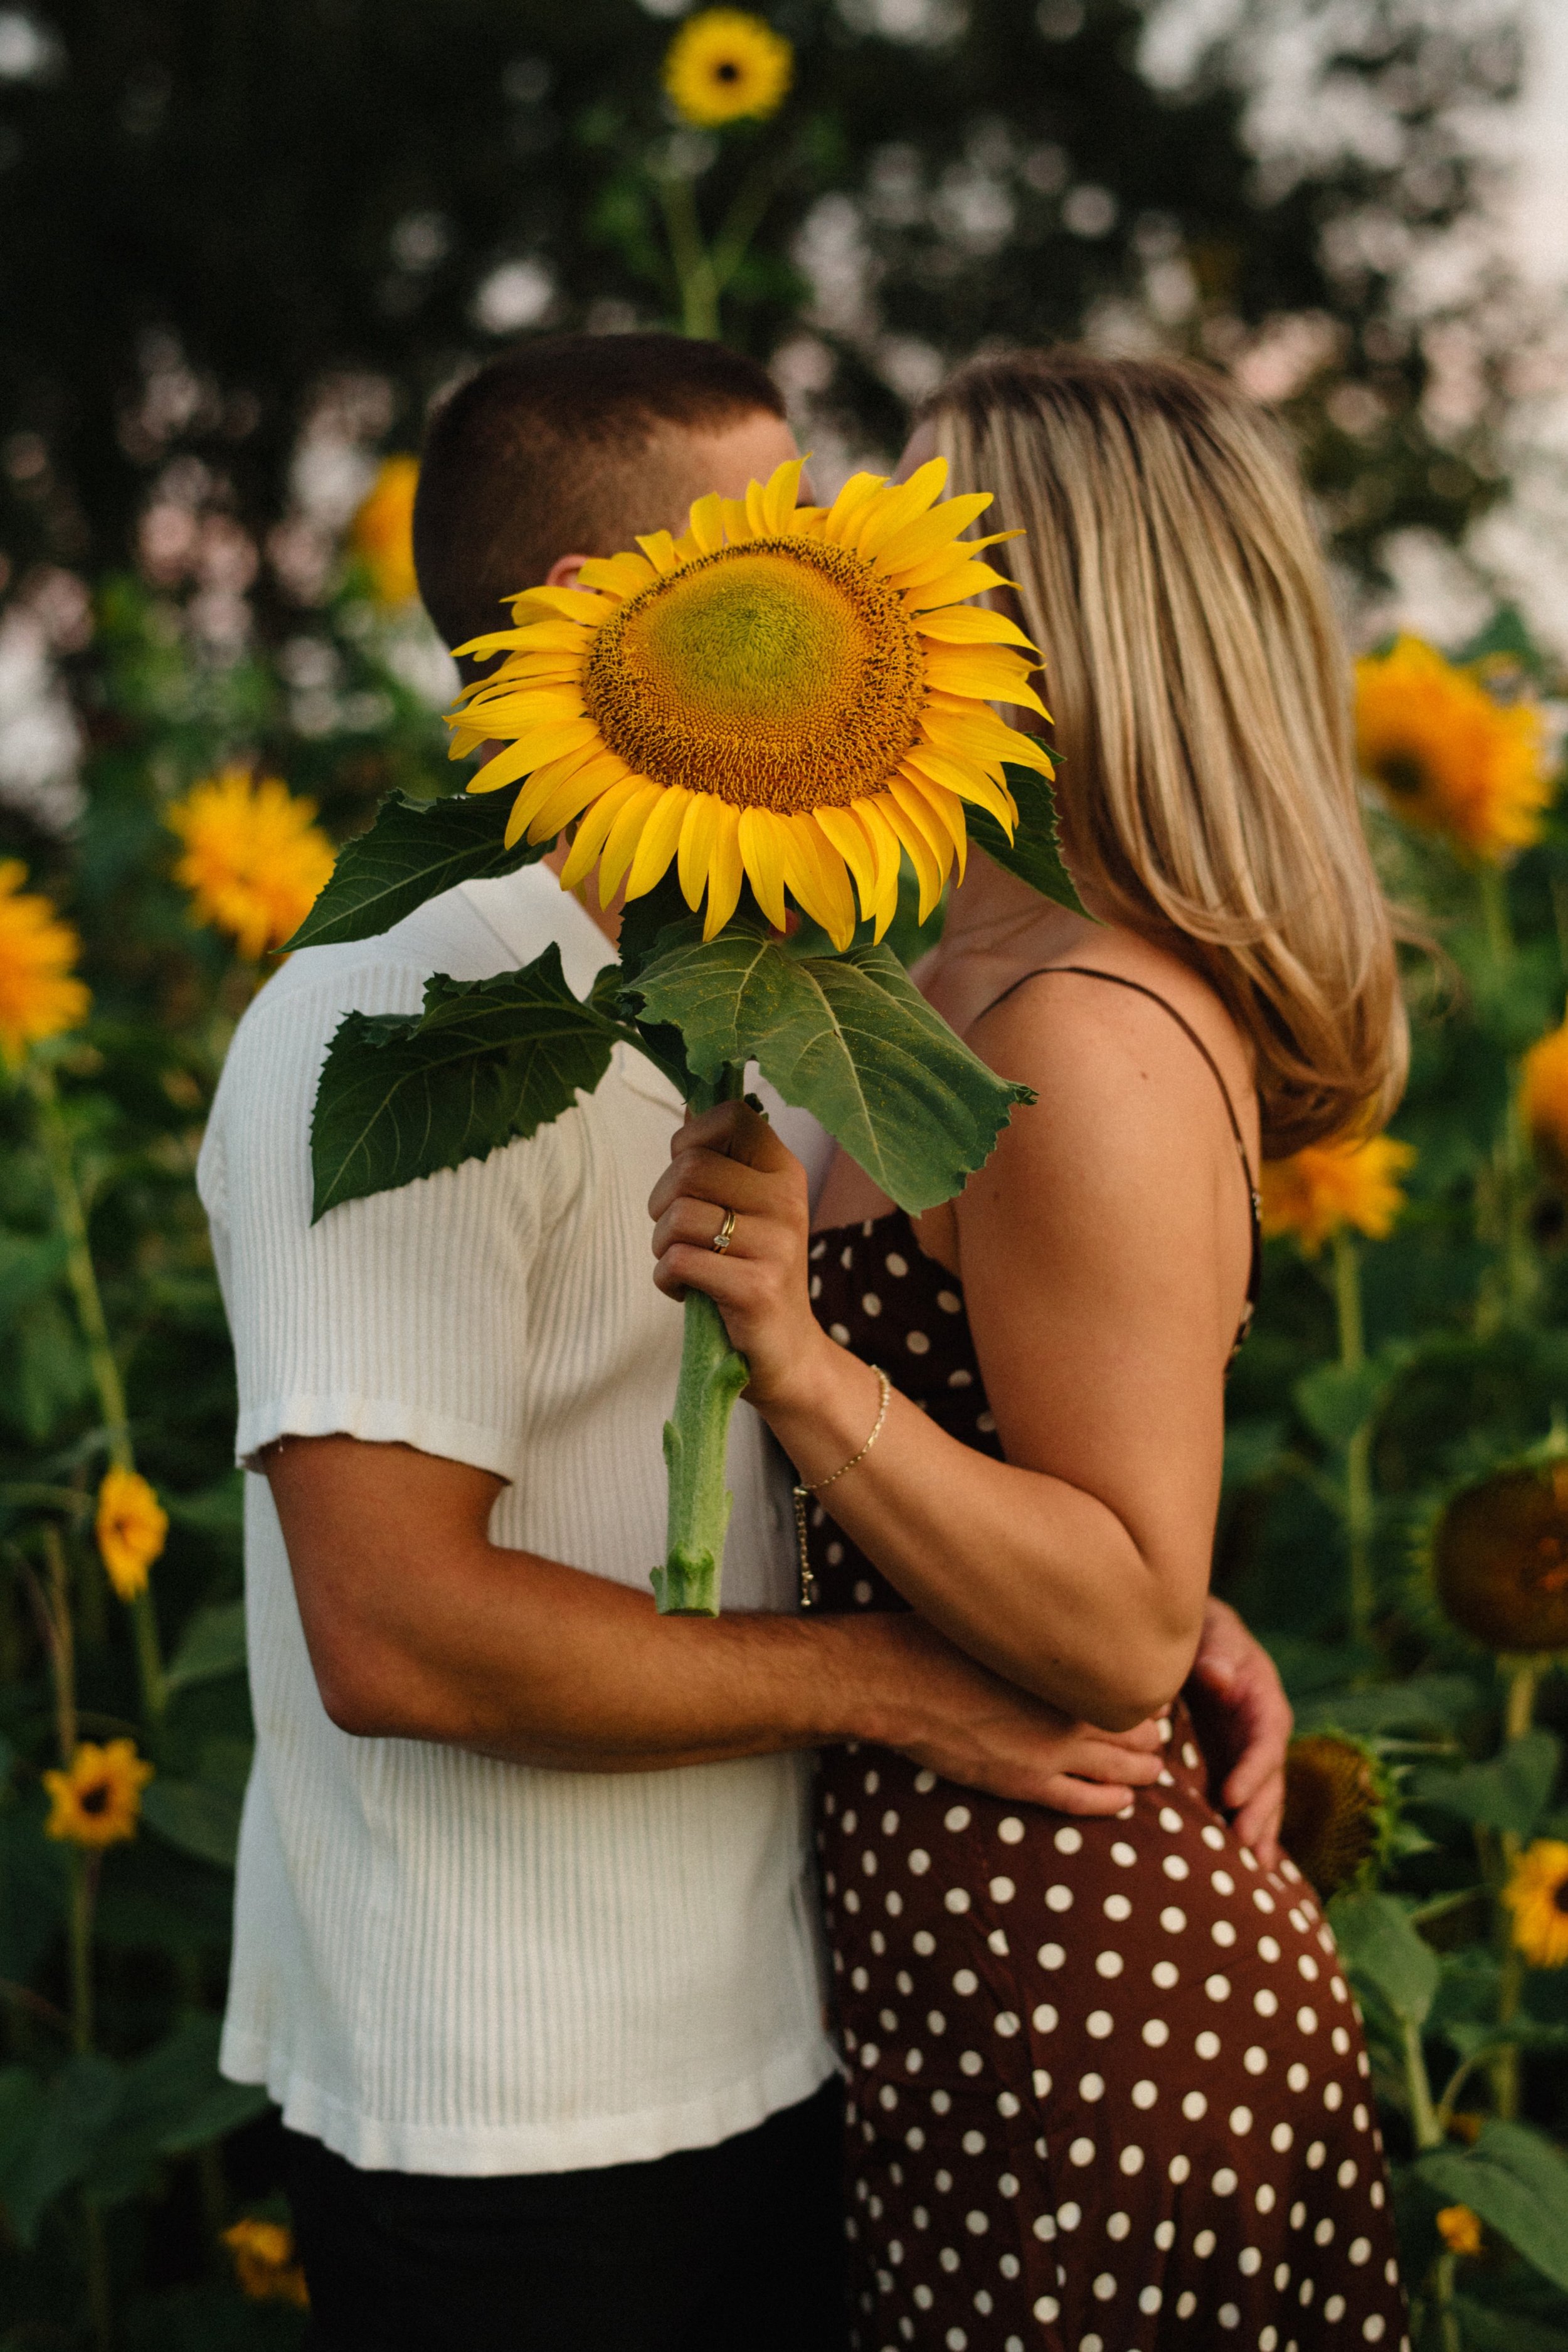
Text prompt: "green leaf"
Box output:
[[1412, 1730, 1562, 1840], [630, 925, 1032, 1213], [1295, 1673, 1480, 1738], [0, 1230, 68, 1320], [1222, 1416, 1288, 1492], [0, 1800, 70, 1979], [6, 2050, 122, 2246], [287, 789, 549, 949], [165, 1601, 247, 1695], [88, 2015, 268, 2201], [1443, 2018, 1568, 2065], [964, 763, 1093, 920], [1418, 2121, 1568, 2292], [142, 1777, 243, 1870], [1328, 1890, 1439, 2028], [1451, 2296, 1568, 2352], [0, 2063, 45, 2225], [310, 946, 618, 1219], [1294, 1343, 1411, 1448]]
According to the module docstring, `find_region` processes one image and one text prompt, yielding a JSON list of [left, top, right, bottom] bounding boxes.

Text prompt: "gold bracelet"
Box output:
[[793, 1367, 892, 1611]]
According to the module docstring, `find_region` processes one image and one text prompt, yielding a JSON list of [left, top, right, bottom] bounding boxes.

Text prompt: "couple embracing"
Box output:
[[201, 331, 1409, 2350]]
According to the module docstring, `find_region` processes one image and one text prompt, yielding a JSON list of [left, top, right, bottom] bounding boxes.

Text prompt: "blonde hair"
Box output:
[[921, 349, 1406, 1153]]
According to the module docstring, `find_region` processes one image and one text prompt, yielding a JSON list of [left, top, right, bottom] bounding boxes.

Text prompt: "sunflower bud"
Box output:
[[1435, 2205, 1483, 2257], [1281, 1732, 1388, 1900], [1430, 1456, 1568, 1655]]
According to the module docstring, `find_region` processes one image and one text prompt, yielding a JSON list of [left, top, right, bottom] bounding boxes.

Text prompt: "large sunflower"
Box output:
[[448, 456, 1051, 951]]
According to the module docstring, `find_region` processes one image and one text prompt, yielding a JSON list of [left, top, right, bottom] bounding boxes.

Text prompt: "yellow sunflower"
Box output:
[[1502, 1837, 1568, 1970], [351, 455, 420, 607], [1521, 1012, 1568, 1186], [167, 768, 337, 960], [1259, 1132, 1416, 1256], [448, 455, 1051, 950], [223, 2218, 310, 2308], [95, 1465, 168, 1602], [1429, 1458, 1568, 1655], [664, 10, 792, 127], [1355, 635, 1554, 864], [0, 860, 90, 1067], [43, 1738, 154, 1848]]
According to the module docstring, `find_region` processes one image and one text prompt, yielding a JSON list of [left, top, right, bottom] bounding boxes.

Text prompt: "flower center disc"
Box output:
[[583, 539, 926, 813]]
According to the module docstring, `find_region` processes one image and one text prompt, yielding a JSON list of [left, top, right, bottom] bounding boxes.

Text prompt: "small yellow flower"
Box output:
[[167, 768, 336, 960], [1521, 1012, 1568, 1185], [351, 455, 420, 607], [0, 860, 90, 1067], [95, 1465, 168, 1602], [43, 1739, 154, 1848], [1259, 1133, 1416, 1255], [222, 2217, 310, 2307], [1435, 2204, 1483, 2257], [1355, 634, 1554, 864], [664, 9, 792, 127], [1502, 1838, 1568, 1970]]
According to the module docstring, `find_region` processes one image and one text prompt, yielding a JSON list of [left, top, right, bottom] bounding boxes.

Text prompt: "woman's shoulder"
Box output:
[[969, 924, 1253, 1097]]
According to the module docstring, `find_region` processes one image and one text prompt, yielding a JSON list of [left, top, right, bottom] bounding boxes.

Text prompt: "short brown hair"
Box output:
[[413, 332, 785, 652]]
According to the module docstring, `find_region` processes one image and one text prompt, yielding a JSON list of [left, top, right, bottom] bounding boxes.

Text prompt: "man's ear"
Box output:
[[546, 553, 591, 590]]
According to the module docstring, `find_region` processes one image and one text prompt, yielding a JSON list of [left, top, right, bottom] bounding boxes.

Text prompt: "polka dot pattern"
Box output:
[[811, 1212, 1407, 2351]]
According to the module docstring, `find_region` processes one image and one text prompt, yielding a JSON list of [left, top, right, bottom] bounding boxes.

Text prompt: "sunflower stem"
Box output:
[[41, 1523, 77, 1766], [656, 170, 721, 340], [1428, 2250, 1462, 2352], [1332, 1229, 1376, 1648], [1478, 860, 1515, 968], [26, 1061, 166, 1731], [655, 1061, 750, 1614], [66, 1851, 98, 2055], [1401, 2014, 1443, 2151]]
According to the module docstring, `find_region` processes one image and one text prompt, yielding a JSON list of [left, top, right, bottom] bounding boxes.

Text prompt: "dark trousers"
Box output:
[[283, 2077, 848, 2352]]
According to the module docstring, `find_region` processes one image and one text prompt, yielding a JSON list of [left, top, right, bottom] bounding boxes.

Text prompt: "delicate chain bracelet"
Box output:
[[793, 1366, 892, 1610]]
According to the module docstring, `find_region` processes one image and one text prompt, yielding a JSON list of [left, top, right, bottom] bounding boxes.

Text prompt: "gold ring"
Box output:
[[711, 1207, 737, 1255]]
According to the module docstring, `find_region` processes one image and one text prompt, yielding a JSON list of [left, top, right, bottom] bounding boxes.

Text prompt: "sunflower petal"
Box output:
[[906, 743, 1020, 831], [507, 585, 619, 623], [889, 529, 1022, 593], [702, 806, 746, 940], [820, 471, 887, 546], [786, 817, 857, 951], [854, 801, 905, 941], [923, 648, 1049, 716], [916, 607, 1037, 650], [758, 456, 807, 534], [719, 496, 752, 544], [738, 808, 789, 931], [636, 531, 680, 577], [596, 782, 665, 899], [678, 792, 725, 912], [577, 553, 659, 598], [686, 492, 726, 556], [877, 790, 946, 923], [889, 771, 961, 872], [853, 459, 950, 561], [559, 775, 649, 893], [872, 492, 994, 577], [894, 765, 968, 868], [904, 563, 1017, 613], [523, 751, 633, 844], [814, 804, 881, 925], [626, 785, 692, 901]]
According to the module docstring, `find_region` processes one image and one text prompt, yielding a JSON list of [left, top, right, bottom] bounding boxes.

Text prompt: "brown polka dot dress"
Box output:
[[805, 1211, 1407, 2352]]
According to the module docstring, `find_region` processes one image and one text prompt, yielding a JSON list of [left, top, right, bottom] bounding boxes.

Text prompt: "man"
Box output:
[[201, 333, 1290, 2351]]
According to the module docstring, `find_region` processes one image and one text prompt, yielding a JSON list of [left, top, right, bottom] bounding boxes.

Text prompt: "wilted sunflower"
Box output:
[[450, 455, 1051, 949], [1429, 1456, 1568, 1654], [664, 10, 792, 127], [0, 860, 90, 1067], [1355, 635, 1554, 864], [1259, 1132, 1415, 1256], [351, 455, 420, 607], [1281, 1732, 1388, 1900], [1521, 1013, 1568, 1188], [167, 768, 337, 960], [223, 2218, 310, 2308], [43, 1738, 154, 1848], [1502, 1838, 1568, 1970], [95, 1465, 168, 1602]]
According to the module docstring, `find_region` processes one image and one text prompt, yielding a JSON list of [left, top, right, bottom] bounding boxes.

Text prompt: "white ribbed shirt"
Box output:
[[198, 863, 835, 2175]]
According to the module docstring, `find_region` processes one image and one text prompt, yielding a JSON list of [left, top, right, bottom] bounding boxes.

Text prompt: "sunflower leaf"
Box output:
[[1328, 1889, 1439, 2028], [629, 924, 1032, 1212], [1409, 1729, 1562, 1840], [1417, 2122, 1568, 2292], [310, 946, 617, 1218], [965, 763, 1094, 921], [287, 789, 552, 950]]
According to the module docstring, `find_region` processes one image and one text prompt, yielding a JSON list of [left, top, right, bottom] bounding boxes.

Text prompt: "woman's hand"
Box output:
[[649, 1098, 840, 1415], [1188, 1597, 1292, 1866]]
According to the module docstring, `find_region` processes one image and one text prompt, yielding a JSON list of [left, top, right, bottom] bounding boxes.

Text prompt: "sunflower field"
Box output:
[[4, 0, 1568, 2344]]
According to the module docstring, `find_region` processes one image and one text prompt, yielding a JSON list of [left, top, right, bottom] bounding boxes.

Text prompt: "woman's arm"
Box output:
[[649, 977, 1252, 1730]]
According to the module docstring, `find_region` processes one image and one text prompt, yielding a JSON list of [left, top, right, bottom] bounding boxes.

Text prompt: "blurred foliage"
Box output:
[[0, 0, 1521, 598]]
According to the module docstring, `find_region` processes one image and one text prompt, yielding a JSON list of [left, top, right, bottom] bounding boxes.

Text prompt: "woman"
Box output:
[[648, 352, 1408, 2351]]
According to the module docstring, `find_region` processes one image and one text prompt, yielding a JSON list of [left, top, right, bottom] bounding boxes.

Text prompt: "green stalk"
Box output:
[[655, 171, 720, 340], [1478, 860, 1515, 967], [1401, 2013, 1443, 2152], [653, 1061, 750, 1615], [1490, 1656, 1537, 2121], [1331, 1229, 1376, 1646], [67, 1852, 97, 2054], [82, 2193, 112, 2352], [26, 1063, 165, 1729], [1428, 2250, 1463, 2352]]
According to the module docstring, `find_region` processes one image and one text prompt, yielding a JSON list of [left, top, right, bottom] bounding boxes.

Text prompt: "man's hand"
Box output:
[[1187, 1597, 1292, 1865]]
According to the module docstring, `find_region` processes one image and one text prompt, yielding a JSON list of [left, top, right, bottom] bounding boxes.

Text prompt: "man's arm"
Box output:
[[264, 1433, 1168, 1809]]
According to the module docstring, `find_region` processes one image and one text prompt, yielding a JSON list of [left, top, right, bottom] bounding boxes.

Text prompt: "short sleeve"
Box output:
[[204, 965, 547, 1480]]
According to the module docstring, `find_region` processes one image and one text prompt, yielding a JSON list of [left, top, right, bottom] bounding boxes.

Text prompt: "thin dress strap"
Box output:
[[977, 963, 1262, 1362]]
